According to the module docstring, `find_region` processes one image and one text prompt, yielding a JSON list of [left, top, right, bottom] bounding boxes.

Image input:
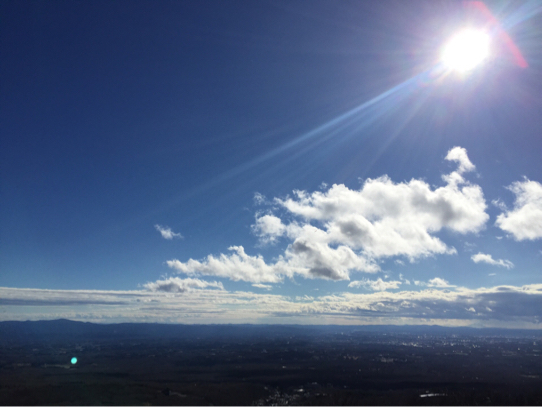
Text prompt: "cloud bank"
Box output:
[[1, 284, 541, 327], [471, 253, 514, 269]]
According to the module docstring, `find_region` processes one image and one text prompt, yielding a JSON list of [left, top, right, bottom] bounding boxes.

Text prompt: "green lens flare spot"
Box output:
[[71, 357, 78, 365]]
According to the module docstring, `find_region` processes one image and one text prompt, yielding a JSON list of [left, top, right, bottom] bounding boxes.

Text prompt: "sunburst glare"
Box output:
[[441, 29, 491, 73]]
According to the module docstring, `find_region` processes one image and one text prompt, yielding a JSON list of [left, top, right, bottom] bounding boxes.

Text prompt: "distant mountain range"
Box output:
[[0, 319, 540, 342]]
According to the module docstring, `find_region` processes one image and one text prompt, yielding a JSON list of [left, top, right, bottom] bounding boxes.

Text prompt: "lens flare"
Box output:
[[441, 29, 490, 73], [71, 357, 77, 364]]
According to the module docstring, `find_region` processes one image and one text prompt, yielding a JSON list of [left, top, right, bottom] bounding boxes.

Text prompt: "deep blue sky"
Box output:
[[1, 0, 541, 326]]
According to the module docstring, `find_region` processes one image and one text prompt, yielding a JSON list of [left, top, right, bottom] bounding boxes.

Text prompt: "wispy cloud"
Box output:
[[471, 252, 514, 269], [399, 273, 411, 285], [167, 147, 488, 284], [496, 178, 542, 241], [155, 224, 183, 240], [253, 192, 267, 205]]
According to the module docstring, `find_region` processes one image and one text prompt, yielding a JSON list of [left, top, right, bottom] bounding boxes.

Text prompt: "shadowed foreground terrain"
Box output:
[[0, 320, 541, 405]]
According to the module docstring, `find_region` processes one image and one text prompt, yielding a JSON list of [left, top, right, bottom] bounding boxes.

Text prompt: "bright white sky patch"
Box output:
[[496, 179, 542, 240], [471, 252, 514, 269], [155, 224, 183, 240], [441, 29, 490, 73]]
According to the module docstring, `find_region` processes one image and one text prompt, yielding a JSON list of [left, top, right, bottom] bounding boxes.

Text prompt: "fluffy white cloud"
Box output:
[[251, 214, 287, 244], [273, 147, 486, 261], [143, 277, 223, 293], [167, 243, 378, 283], [155, 224, 183, 240], [167, 147, 487, 284], [471, 253, 514, 269], [496, 179, 542, 241], [167, 246, 283, 283], [445, 146, 475, 174], [283, 235, 379, 280], [167, 246, 282, 283], [349, 278, 401, 291]]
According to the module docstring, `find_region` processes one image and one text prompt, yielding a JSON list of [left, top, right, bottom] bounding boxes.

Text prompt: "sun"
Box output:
[[441, 29, 491, 73]]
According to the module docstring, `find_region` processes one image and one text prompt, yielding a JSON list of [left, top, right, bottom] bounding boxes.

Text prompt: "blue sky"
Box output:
[[1, 0, 541, 327]]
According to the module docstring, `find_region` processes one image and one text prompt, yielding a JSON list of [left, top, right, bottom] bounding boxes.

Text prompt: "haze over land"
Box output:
[[1, 320, 541, 405]]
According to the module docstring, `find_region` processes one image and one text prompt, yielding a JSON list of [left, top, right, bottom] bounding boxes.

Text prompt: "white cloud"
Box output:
[[144, 277, 224, 293], [471, 252, 514, 269], [442, 146, 477, 187], [155, 224, 183, 240], [283, 236, 379, 280], [496, 178, 542, 241], [349, 278, 401, 291], [251, 214, 287, 244], [427, 277, 454, 288], [275, 147, 486, 261], [445, 146, 475, 174], [167, 246, 283, 283], [167, 147, 487, 284], [414, 277, 455, 288], [167, 242, 378, 283], [252, 283, 272, 290]]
